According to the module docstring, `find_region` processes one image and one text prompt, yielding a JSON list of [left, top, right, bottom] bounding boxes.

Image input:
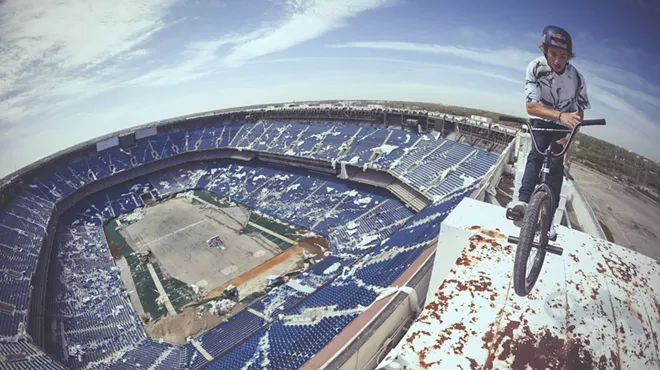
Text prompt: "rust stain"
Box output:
[[481, 228, 507, 240], [456, 249, 472, 266], [565, 338, 594, 369], [467, 225, 507, 240], [569, 253, 579, 263], [406, 330, 431, 344], [602, 253, 637, 283], [483, 319, 520, 368], [482, 315, 601, 370], [417, 347, 441, 369], [467, 357, 479, 370], [596, 262, 606, 274]]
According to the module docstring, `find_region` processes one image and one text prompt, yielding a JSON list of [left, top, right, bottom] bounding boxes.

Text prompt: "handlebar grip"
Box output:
[[498, 115, 527, 124], [579, 119, 606, 126]]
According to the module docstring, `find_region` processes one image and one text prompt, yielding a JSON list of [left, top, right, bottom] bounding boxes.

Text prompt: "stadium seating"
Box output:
[[0, 341, 65, 369], [0, 119, 500, 369]]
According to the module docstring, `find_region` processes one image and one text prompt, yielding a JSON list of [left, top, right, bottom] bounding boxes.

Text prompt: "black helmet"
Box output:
[[541, 25, 573, 55]]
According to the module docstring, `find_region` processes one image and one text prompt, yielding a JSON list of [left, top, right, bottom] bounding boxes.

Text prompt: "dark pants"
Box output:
[[518, 119, 566, 212]]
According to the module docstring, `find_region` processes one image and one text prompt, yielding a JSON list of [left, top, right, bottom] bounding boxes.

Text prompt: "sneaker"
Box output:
[[511, 200, 527, 227], [548, 224, 557, 241]]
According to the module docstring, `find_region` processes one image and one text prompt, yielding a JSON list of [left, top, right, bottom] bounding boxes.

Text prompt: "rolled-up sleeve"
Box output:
[[525, 61, 541, 103]]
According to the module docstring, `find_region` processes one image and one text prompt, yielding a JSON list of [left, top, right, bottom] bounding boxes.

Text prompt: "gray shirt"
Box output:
[[525, 55, 591, 123]]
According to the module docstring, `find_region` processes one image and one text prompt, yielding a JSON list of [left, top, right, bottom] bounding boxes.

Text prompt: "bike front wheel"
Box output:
[[513, 186, 551, 296]]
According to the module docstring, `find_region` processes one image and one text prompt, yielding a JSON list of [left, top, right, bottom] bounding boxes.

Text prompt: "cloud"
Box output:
[[127, 0, 396, 86], [253, 56, 520, 84], [224, 0, 395, 66], [125, 31, 267, 87], [0, 0, 180, 123], [329, 41, 538, 71]]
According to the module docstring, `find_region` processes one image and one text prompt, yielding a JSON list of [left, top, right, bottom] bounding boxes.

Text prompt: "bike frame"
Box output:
[[502, 114, 606, 222], [536, 147, 556, 217]]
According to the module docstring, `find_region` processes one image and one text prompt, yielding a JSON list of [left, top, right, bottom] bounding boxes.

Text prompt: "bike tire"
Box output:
[[513, 187, 551, 296]]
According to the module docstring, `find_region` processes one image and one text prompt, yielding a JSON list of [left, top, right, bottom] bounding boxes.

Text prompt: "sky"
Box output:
[[1, 0, 659, 177]]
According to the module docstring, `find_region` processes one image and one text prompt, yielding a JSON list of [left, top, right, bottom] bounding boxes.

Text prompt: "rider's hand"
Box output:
[[559, 111, 581, 129]]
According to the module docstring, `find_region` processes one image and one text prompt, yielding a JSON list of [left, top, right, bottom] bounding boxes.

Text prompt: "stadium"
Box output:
[[0, 102, 658, 370]]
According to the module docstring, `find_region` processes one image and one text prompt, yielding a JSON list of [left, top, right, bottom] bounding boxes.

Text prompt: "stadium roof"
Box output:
[[379, 197, 660, 369]]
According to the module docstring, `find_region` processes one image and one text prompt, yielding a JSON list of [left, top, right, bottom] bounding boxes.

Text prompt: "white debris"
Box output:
[[253, 175, 267, 182], [68, 344, 86, 362], [273, 174, 291, 181], [356, 234, 379, 249], [459, 174, 477, 187], [323, 262, 342, 275], [159, 181, 170, 190], [175, 190, 194, 200], [348, 156, 360, 164], [343, 189, 359, 197], [286, 183, 300, 192], [286, 280, 316, 294], [232, 172, 246, 179], [206, 299, 235, 315], [374, 144, 399, 155], [155, 293, 168, 307], [326, 187, 335, 193], [110, 305, 124, 317], [191, 284, 206, 295], [354, 197, 372, 205], [404, 134, 411, 144], [432, 194, 445, 203], [116, 208, 145, 228], [346, 221, 359, 230]]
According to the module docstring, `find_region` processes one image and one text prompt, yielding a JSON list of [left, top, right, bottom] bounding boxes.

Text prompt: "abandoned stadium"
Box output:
[[0, 104, 657, 370]]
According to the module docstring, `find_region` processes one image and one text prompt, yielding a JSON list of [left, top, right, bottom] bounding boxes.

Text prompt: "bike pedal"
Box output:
[[506, 208, 522, 221], [545, 243, 563, 256]]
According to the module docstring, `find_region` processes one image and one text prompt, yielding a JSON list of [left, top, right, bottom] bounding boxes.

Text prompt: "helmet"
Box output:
[[541, 25, 573, 55]]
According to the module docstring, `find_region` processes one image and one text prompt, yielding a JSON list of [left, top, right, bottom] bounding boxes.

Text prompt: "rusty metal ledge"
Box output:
[[379, 197, 660, 370]]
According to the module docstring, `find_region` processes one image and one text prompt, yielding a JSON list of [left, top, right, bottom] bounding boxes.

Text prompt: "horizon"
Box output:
[[1, 0, 659, 177]]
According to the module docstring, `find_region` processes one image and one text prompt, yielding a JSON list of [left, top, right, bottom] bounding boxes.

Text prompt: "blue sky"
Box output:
[[1, 0, 659, 177]]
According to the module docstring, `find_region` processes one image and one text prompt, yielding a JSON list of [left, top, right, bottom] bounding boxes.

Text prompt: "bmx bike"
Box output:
[[499, 115, 606, 297]]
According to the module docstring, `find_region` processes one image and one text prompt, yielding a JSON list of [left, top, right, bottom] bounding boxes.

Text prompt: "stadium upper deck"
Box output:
[[0, 104, 508, 369]]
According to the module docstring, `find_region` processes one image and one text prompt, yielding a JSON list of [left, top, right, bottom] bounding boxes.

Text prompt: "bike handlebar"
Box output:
[[498, 115, 606, 158]]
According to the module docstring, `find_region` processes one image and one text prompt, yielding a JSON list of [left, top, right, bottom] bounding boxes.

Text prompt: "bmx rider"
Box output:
[[511, 25, 591, 239]]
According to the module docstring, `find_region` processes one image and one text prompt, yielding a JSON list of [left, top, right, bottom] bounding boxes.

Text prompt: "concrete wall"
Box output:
[[565, 180, 606, 239]]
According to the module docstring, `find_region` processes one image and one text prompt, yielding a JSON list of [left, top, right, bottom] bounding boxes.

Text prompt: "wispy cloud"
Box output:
[[253, 56, 520, 84], [223, 0, 396, 66], [329, 41, 538, 71], [125, 32, 266, 87], [126, 0, 396, 86], [0, 0, 180, 123]]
